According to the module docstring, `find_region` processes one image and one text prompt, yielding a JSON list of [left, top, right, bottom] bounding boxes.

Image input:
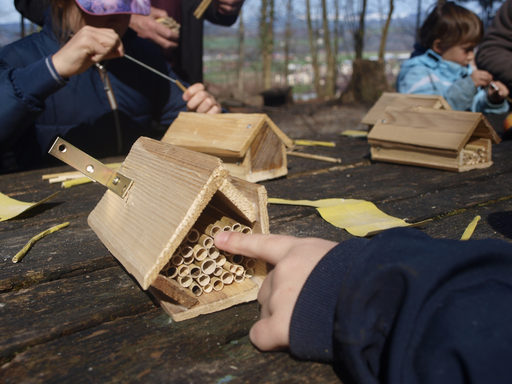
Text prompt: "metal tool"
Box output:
[[48, 137, 133, 198], [124, 54, 187, 92]]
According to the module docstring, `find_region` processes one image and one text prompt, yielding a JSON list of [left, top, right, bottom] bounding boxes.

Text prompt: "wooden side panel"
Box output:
[[250, 124, 284, 172], [161, 112, 267, 157], [361, 93, 452, 125], [88, 137, 229, 290], [471, 116, 501, 144], [368, 107, 479, 152]]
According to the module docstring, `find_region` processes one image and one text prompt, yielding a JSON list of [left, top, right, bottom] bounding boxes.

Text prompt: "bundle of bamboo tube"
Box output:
[[159, 214, 254, 297]]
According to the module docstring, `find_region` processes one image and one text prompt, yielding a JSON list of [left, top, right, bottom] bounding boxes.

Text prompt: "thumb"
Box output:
[[249, 316, 290, 351]]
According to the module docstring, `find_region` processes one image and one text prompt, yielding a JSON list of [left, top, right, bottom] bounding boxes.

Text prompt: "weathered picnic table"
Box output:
[[0, 110, 511, 383]]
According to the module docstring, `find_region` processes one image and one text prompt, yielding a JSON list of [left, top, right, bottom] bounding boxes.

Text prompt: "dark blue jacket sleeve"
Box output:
[[290, 228, 512, 384]]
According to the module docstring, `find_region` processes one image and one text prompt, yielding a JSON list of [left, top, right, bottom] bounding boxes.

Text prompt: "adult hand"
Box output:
[[487, 80, 510, 104], [129, 7, 179, 53], [213, 0, 244, 15], [52, 26, 123, 78], [183, 83, 222, 114], [471, 69, 493, 88], [214, 231, 337, 351]]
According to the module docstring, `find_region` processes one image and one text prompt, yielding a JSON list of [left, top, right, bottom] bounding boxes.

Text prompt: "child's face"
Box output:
[[440, 43, 475, 67]]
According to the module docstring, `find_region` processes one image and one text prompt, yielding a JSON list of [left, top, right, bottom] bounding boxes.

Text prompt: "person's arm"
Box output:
[[397, 66, 477, 111], [204, 0, 244, 26], [215, 228, 512, 384], [475, 0, 512, 91], [0, 26, 123, 155]]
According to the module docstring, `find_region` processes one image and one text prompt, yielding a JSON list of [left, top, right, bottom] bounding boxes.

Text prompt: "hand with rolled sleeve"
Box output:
[[129, 7, 179, 55], [52, 26, 124, 78]]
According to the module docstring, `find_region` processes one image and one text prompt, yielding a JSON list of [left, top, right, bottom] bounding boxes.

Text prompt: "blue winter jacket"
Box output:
[[0, 18, 188, 171], [290, 228, 512, 384], [396, 49, 509, 114]]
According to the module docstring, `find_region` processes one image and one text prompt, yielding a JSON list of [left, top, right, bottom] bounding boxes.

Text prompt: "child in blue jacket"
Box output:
[[0, 0, 221, 171], [396, 1, 509, 114]]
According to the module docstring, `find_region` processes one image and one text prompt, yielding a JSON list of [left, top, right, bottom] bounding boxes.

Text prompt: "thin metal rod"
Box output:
[[124, 54, 187, 92]]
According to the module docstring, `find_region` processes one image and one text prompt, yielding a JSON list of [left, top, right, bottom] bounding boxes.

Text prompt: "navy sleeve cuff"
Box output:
[[11, 55, 67, 108], [289, 237, 369, 362]]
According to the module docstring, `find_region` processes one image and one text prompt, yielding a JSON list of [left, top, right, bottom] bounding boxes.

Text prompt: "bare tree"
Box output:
[[284, 0, 293, 86], [378, 0, 394, 62], [354, 0, 367, 59], [321, 0, 336, 97], [415, 0, 422, 40], [260, 0, 275, 90], [306, 0, 322, 97], [237, 9, 245, 98]]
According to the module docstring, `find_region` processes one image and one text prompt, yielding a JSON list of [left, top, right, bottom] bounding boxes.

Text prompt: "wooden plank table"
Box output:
[[1, 109, 511, 382]]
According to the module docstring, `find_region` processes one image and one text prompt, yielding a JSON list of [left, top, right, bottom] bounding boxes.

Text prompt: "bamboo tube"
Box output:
[[223, 250, 234, 258], [213, 265, 223, 277], [171, 254, 184, 266], [220, 216, 242, 232], [227, 254, 243, 265], [193, 221, 221, 238], [193, 0, 211, 19], [193, 244, 208, 261], [189, 265, 201, 278], [195, 273, 210, 287], [194, 258, 216, 275], [245, 268, 254, 278], [240, 226, 253, 234], [164, 266, 178, 278], [188, 282, 203, 297], [160, 262, 170, 272], [223, 261, 244, 276], [183, 255, 194, 265], [286, 151, 342, 163], [234, 272, 245, 283], [177, 264, 189, 277], [220, 270, 234, 284], [211, 277, 224, 291], [186, 228, 200, 243], [215, 254, 226, 267], [243, 257, 256, 269], [216, 220, 232, 233], [177, 275, 192, 287], [208, 246, 220, 260], [203, 282, 214, 293], [180, 244, 194, 258], [198, 234, 214, 249]]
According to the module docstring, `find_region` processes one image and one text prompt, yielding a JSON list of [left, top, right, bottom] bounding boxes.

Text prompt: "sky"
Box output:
[[0, 0, 483, 25]]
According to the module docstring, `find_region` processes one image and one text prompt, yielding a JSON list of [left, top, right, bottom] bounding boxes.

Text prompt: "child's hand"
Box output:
[[488, 81, 510, 104], [471, 69, 493, 88], [214, 231, 337, 351], [183, 83, 222, 114], [52, 26, 124, 78], [129, 7, 179, 53]]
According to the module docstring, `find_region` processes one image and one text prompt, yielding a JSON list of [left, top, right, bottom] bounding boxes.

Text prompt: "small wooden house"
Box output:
[[88, 137, 269, 321], [161, 112, 294, 182], [361, 92, 452, 128], [367, 107, 501, 172]]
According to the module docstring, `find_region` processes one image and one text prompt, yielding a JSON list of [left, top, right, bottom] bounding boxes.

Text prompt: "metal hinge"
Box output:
[[48, 137, 133, 198]]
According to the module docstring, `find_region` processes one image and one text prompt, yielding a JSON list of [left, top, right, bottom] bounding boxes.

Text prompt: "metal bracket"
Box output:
[[48, 137, 133, 198]]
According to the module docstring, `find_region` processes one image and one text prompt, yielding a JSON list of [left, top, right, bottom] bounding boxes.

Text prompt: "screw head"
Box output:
[[112, 177, 120, 185]]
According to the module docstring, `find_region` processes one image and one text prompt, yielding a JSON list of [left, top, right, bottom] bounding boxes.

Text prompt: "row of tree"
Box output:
[[241, 0, 504, 102]]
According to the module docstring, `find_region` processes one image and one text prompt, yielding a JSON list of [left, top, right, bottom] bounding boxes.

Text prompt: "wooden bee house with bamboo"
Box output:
[[367, 107, 501, 172], [161, 112, 294, 182], [87, 137, 269, 321], [362, 92, 452, 128]]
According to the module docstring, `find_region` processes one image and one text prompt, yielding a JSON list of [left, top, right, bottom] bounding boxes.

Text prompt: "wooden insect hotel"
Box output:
[[161, 112, 294, 182], [367, 107, 501, 172], [87, 137, 269, 321], [361, 92, 452, 128]]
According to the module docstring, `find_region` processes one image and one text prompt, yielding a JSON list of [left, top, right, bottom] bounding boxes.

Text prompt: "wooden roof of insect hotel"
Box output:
[[361, 92, 452, 127], [88, 137, 269, 321], [367, 107, 500, 172], [161, 112, 294, 182]]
